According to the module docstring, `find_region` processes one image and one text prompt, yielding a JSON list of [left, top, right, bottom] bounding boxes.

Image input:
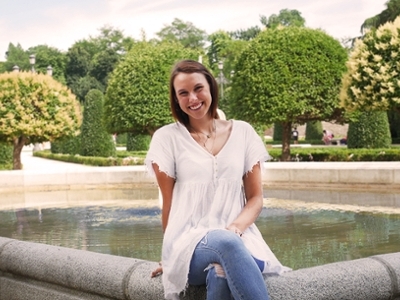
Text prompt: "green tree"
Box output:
[[156, 18, 207, 49], [65, 26, 136, 102], [0, 72, 82, 169], [3, 43, 29, 72], [340, 16, 400, 113], [104, 41, 199, 135], [229, 27, 347, 160], [347, 111, 391, 148], [229, 26, 261, 41], [80, 89, 115, 157], [361, 0, 400, 32], [273, 123, 283, 141], [27, 45, 67, 83], [260, 9, 306, 29]]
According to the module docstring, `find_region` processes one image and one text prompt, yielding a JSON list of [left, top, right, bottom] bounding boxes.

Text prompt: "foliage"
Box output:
[[65, 26, 134, 102], [104, 41, 200, 135], [267, 147, 400, 162], [229, 26, 348, 160], [305, 121, 323, 140], [388, 110, 400, 139], [51, 135, 81, 155], [126, 133, 151, 151], [34, 150, 144, 166], [340, 16, 400, 112], [273, 123, 283, 141], [0, 72, 82, 143], [0, 71, 82, 169], [3, 43, 30, 72], [27, 45, 67, 84], [361, 0, 400, 31], [347, 111, 391, 149], [0, 142, 12, 169], [229, 26, 261, 41], [260, 9, 306, 29], [80, 89, 115, 157], [156, 18, 207, 49]]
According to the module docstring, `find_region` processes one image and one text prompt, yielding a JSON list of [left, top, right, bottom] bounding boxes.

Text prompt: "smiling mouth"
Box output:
[[189, 103, 202, 110]]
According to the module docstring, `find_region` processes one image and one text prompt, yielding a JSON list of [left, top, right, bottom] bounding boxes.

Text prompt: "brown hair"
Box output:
[[169, 60, 219, 127]]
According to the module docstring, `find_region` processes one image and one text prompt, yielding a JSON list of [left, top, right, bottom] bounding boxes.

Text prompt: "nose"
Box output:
[[189, 91, 197, 102]]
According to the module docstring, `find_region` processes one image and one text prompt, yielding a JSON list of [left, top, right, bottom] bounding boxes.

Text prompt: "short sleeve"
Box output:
[[145, 125, 176, 179], [243, 122, 271, 174]]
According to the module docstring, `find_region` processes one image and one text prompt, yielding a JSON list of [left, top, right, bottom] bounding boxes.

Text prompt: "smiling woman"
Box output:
[[146, 60, 290, 300]]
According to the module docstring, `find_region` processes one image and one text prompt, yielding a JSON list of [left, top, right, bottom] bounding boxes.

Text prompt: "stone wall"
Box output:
[[0, 237, 399, 299]]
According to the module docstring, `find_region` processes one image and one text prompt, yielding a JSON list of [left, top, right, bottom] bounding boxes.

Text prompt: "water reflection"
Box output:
[[0, 188, 399, 270]]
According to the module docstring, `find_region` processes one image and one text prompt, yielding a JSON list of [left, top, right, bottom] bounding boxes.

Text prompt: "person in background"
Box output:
[[146, 60, 290, 300], [292, 127, 299, 144], [322, 129, 333, 145]]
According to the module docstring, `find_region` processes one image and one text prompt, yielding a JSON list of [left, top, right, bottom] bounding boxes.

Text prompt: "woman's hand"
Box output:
[[151, 261, 163, 278], [226, 225, 243, 237]]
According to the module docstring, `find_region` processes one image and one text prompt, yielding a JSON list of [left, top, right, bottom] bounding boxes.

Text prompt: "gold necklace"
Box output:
[[191, 119, 216, 154]]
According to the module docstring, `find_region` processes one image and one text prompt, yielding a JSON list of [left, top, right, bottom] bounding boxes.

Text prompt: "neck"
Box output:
[[189, 118, 215, 134]]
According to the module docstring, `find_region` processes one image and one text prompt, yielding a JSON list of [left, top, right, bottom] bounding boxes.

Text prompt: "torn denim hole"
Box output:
[[205, 263, 226, 278]]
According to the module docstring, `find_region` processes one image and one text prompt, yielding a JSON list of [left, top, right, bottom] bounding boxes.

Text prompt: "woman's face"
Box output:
[[173, 72, 212, 121]]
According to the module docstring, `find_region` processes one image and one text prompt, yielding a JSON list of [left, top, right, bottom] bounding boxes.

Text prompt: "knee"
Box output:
[[206, 263, 226, 278], [212, 230, 242, 249]]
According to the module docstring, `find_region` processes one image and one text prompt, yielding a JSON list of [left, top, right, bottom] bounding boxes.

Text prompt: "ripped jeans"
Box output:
[[187, 229, 270, 300]]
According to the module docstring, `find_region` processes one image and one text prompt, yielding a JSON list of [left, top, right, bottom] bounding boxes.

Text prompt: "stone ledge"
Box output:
[[0, 237, 399, 300]]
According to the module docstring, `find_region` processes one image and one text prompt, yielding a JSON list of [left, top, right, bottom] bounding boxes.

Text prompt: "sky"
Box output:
[[0, 0, 388, 61]]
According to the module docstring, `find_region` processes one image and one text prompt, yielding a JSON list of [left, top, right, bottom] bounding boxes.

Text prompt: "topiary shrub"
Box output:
[[347, 111, 391, 148], [305, 121, 323, 141], [126, 133, 151, 151], [273, 123, 283, 141], [388, 110, 400, 140], [80, 89, 115, 157], [51, 135, 81, 155], [0, 142, 12, 169]]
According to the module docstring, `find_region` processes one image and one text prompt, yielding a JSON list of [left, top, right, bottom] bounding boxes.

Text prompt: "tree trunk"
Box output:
[[281, 122, 292, 161], [13, 136, 27, 170]]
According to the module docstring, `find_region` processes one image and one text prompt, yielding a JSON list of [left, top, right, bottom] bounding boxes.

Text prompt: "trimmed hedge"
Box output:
[[34, 150, 145, 166], [267, 148, 400, 162]]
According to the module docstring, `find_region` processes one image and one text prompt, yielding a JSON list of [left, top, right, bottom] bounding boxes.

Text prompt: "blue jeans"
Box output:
[[187, 230, 270, 300]]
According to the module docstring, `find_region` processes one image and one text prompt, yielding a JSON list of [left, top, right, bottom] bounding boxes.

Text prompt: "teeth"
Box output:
[[190, 103, 202, 110]]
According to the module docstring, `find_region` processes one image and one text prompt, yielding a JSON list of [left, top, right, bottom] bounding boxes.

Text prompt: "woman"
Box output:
[[146, 60, 289, 300]]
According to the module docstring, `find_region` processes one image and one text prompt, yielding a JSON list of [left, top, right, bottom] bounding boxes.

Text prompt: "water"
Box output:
[[0, 187, 399, 270]]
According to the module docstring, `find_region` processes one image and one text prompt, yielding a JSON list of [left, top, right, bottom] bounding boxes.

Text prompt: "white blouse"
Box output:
[[145, 120, 289, 299]]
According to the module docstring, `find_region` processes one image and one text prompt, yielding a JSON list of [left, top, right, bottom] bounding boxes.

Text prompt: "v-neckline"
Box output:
[[184, 120, 234, 157]]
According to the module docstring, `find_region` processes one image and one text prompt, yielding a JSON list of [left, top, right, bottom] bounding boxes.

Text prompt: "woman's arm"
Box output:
[[151, 163, 175, 278], [152, 163, 175, 233], [227, 162, 263, 235]]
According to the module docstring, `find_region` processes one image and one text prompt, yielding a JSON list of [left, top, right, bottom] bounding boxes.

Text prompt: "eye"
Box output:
[[178, 91, 188, 96]]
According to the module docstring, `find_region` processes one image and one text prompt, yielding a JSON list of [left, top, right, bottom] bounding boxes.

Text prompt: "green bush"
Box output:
[[116, 133, 127, 145], [388, 110, 400, 140], [267, 148, 399, 162], [305, 121, 323, 141], [80, 89, 116, 157], [273, 123, 283, 141], [34, 150, 144, 166], [126, 133, 151, 151], [347, 111, 391, 149], [0, 142, 12, 170], [51, 134, 81, 155]]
